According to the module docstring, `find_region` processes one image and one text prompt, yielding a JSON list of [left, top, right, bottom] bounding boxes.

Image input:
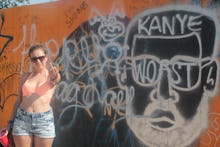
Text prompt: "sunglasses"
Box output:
[[30, 56, 46, 63]]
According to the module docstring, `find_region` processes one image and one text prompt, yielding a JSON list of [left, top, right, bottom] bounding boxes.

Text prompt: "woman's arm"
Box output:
[[7, 73, 29, 127]]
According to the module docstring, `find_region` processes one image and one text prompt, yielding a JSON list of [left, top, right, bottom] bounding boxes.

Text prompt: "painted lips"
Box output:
[[150, 109, 175, 129]]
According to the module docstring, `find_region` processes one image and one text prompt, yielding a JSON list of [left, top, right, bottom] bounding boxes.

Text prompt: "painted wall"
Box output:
[[0, 0, 220, 146]]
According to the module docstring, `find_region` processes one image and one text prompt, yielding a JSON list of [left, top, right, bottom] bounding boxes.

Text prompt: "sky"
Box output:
[[29, 0, 56, 5]]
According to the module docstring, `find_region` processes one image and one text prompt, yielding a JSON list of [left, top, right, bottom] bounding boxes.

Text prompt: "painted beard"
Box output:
[[126, 87, 209, 147]]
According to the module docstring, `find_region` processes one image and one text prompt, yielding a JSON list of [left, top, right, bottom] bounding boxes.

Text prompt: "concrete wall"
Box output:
[[0, 0, 220, 146]]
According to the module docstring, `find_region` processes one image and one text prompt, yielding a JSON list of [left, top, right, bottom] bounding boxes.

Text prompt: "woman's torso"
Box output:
[[20, 71, 56, 113]]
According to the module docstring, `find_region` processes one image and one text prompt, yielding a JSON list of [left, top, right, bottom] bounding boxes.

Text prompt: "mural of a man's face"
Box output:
[[120, 6, 219, 147]]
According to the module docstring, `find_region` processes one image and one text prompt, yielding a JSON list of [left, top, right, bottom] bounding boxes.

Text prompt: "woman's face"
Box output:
[[30, 48, 48, 72]]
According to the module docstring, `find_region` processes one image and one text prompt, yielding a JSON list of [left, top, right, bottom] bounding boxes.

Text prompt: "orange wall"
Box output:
[[0, 0, 220, 146]]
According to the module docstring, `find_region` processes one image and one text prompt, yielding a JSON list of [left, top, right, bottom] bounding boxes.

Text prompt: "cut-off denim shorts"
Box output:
[[12, 107, 55, 138]]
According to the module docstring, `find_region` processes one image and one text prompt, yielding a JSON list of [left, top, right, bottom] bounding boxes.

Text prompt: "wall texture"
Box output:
[[1, 0, 220, 146]]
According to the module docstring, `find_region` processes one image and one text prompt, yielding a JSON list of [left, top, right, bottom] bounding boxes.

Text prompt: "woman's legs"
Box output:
[[34, 136, 54, 147], [13, 135, 33, 147]]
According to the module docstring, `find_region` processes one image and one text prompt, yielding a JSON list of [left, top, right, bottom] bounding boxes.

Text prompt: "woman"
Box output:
[[7, 44, 60, 147]]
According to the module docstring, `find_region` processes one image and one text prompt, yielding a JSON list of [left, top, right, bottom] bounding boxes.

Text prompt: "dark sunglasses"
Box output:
[[30, 56, 46, 63]]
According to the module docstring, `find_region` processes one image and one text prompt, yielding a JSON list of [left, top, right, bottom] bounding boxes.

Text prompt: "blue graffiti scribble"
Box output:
[[0, 13, 13, 56], [106, 45, 121, 60], [109, 127, 119, 147]]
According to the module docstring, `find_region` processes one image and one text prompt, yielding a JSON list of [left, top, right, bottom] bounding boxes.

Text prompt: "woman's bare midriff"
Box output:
[[19, 88, 55, 113]]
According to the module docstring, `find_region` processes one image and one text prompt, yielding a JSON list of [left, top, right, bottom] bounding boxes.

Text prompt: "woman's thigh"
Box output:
[[34, 136, 54, 147], [13, 135, 33, 147], [32, 109, 55, 138]]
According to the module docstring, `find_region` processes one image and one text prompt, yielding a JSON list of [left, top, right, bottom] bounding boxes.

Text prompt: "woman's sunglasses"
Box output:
[[30, 56, 46, 63]]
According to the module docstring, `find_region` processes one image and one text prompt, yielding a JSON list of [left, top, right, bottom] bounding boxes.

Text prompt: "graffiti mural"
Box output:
[[1, 0, 220, 147], [122, 6, 219, 147]]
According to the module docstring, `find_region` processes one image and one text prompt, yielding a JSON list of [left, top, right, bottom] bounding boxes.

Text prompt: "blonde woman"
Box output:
[[7, 44, 60, 147]]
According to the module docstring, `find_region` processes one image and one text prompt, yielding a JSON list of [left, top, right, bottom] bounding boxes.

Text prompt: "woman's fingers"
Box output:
[[49, 63, 59, 80]]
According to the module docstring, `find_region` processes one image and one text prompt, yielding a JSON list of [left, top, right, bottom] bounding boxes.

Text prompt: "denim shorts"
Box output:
[[12, 107, 55, 138]]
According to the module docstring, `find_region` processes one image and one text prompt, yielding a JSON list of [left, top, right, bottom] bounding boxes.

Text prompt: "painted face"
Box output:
[[123, 33, 217, 146], [30, 48, 47, 71], [120, 6, 220, 146]]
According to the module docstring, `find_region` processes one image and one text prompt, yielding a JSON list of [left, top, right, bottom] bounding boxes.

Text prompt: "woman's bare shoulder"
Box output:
[[20, 72, 31, 83]]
